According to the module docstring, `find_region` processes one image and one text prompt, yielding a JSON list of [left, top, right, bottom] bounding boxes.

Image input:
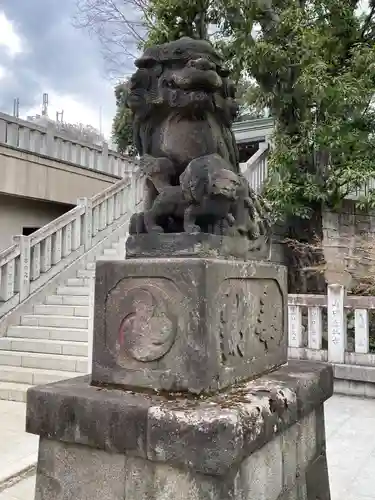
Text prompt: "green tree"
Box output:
[[112, 80, 136, 155], [221, 0, 375, 219], [145, 0, 211, 44], [143, 0, 375, 216], [77, 0, 375, 219]]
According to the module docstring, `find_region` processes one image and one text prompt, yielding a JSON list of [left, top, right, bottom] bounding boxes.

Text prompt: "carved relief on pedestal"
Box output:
[[215, 279, 284, 364], [218, 287, 247, 364], [105, 279, 181, 366]]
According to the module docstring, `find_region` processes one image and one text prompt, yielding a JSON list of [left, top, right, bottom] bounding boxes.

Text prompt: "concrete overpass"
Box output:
[[0, 112, 133, 251]]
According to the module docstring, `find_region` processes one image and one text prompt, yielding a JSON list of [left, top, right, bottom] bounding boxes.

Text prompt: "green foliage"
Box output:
[[112, 80, 136, 156], [223, 0, 375, 220], [141, 0, 375, 220], [144, 0, 211, 45], [235, 79, 267, 121]]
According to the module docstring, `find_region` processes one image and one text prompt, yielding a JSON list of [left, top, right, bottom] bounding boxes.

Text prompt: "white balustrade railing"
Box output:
[[0, 111, 133, 177], [0, 169, 144, 317], [288, 285, 375, 367], [241, 142, 269, 193]]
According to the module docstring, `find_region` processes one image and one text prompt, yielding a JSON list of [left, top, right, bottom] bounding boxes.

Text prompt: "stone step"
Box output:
[[7, 325, 88, 342], [0, 337, 88, 356], [0, 381, 31, 402], [66, 277, 90, 287], [0, 350, 87, 372], [56, 286, 90, 296], [34, 304, 89, 317], [98, 253, 123, 262], [21, 314, 88, 329], [77, 269, 95, 278], [0, 365, 78, 385], [45, 294, 89, 306]]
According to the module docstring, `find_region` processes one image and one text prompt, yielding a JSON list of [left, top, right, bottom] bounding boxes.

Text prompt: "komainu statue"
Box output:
[[126, 36, 270, 247]]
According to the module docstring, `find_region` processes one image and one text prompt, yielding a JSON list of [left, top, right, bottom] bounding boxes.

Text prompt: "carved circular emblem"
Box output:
[[117, 286, 176, 363]]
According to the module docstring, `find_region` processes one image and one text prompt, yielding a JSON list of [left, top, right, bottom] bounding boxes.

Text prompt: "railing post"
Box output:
[[0, 118, 6, 143], [77, 197, 92, 251], [46, 126, 55, 157], [355, 309, 369, 354], [307, 306, 323, 350], [7, 123, 19, 147], [288, 305, 303, 348], [0, 259, 15, 302], [87, 269, 96, 374], [12, 235, 31, 301], [101, 142, 109, 173], [327, 284, 346, 363]]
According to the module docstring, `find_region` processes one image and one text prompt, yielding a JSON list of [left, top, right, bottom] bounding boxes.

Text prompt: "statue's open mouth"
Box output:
[[170, 69, 222, 93]]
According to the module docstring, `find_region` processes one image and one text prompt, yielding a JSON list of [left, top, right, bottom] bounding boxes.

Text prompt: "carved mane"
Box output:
[[126, 37, 240, 171]]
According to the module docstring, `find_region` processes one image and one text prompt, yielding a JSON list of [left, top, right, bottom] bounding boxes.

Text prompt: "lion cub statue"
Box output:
[[143, 154, 255, 236]]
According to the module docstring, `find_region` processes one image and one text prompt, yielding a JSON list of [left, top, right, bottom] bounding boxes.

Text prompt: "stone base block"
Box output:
[[91, 258, 287, 393], [126, 232, 271, 261], [27, 361, 333, 500]]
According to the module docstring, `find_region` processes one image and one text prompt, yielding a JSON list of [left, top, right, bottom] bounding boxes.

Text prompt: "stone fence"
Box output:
[[288, 285, 375, 397], [0, 111, 130, 177], [240, 141, 269, 193], [0, 171, 145, 317]]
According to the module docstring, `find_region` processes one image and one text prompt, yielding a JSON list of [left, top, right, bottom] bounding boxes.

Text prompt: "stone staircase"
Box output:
[[0, 162, 143, 401], [0, 237, 128, 401]]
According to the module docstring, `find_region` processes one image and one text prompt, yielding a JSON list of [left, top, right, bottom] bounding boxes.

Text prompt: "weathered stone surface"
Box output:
[[126, 36, 270, 245], [235, 435, 283, 500], [30, 368, 331, 499], [305, 454, 331, 500], [126, 232, 270, 260], [91, 258, 287, 393], [27, 361, 333, 477], [34, 438, 126, 500], [26, 375, 151, 459]]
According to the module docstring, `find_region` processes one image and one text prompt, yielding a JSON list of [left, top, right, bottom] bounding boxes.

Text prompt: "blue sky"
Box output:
[[0, 0, 137, 137]]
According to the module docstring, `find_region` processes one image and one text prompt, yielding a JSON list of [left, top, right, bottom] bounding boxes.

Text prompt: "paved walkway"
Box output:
[[0, 395, 375, 499], [0, 400, 37, 489]]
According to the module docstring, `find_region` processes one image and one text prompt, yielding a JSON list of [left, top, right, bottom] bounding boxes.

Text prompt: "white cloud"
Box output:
[[0, 66, 7, 80], [0, 11, 23, 57]]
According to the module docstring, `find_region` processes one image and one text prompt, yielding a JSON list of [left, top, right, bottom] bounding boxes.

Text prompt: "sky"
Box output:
[[0, 0, 136, 138], [0, 1, 370, 140]]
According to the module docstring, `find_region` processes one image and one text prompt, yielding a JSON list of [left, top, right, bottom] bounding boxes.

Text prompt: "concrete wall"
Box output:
[[0, 194, 71, 252], [0, 144, 119, 206]]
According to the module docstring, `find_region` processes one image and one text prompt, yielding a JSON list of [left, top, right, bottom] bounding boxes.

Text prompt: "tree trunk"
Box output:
[[284, 204, 326, 294]]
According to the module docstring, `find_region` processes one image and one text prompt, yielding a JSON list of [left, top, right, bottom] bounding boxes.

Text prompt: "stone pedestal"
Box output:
[[92, 258, 287, 394], [26, 361, 333, 500], [26, 234, 332, 500]]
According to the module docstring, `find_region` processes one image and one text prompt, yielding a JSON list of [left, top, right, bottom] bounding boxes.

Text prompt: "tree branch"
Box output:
[[361, 4, 375, 39]]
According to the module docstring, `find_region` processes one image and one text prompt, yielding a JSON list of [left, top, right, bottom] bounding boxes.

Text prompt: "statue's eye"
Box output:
[[165, 80, 178, 89]]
